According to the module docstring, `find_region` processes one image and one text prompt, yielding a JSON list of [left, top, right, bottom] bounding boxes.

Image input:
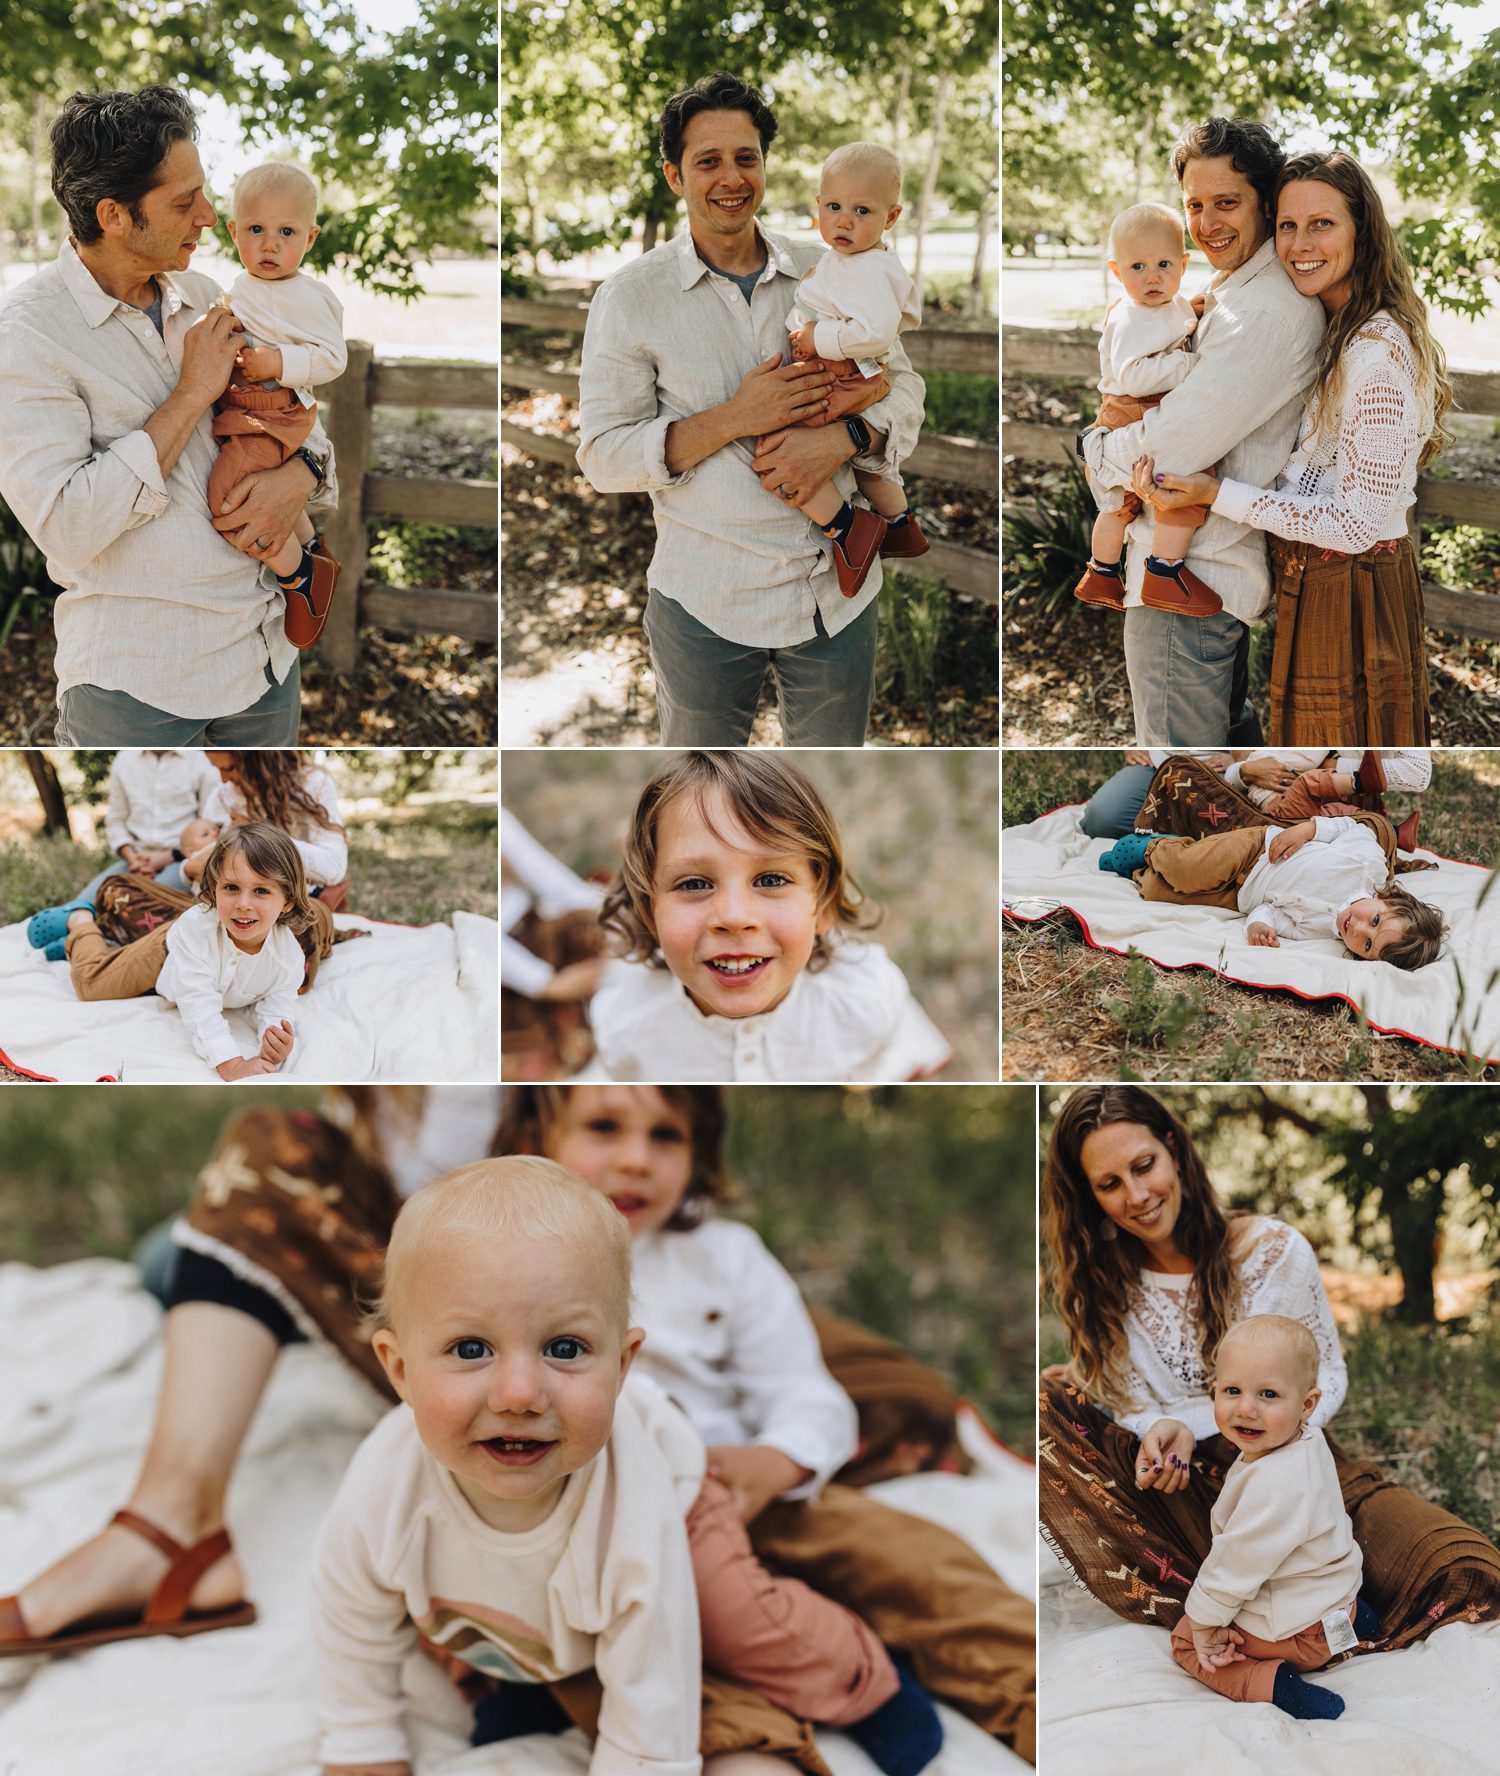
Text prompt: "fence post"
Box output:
[[320, 339, 374, 675]]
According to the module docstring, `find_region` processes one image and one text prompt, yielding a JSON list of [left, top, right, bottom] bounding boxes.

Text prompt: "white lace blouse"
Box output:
[[1114, 1216, 1347, 1441], [1213, 312, 1432, 555]]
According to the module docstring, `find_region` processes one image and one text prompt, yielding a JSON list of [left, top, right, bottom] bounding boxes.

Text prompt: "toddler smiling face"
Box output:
[[648, 784, 831, 1020]]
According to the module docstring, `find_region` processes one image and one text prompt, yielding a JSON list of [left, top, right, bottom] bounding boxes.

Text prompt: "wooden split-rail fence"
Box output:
[[502, 294, 999, 601]]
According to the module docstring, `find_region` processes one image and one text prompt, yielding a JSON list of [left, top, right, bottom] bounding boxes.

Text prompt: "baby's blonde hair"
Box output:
[[233, 161, 319, 220], [373, 1157, 634, 1337], [1108, 202, 1186, 261], [821, 141, 903, 210], [1214, 1313, 1320, 1396]]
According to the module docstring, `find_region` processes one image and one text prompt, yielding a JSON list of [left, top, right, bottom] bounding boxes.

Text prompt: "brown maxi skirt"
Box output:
[[1268, 534, 1430, 746], [1039, 1376, 1500, 1652], [176, 1107, 1037, 1771]]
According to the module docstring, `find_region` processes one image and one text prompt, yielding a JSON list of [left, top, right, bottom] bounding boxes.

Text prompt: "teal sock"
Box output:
[[821, 502, 855, 549]]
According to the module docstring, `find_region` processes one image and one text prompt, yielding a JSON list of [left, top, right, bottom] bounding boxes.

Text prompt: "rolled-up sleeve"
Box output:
[[577, 280, 695, 495], [853, 335, 924, 477], [0, 341, 168, 576]]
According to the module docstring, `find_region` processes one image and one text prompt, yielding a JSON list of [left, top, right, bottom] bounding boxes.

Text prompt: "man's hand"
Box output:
[[1187, 1617, 1245, 1674], [1123, 749, 1153, 767], [216, 1055, 277, 1081], [802, 368, 890, 428], [706, 1443, 811, 1523], [1239, 756, 1296, 793], [1248, 923, 1280, 947], [178, 306, 246, 408], [120, 844, 168, 877], [787, 321, 818, 360], [751, 425, 859, 509], [237, 345, 283, 384], [724, 354, 833, 438], [212, 456, 318, 561], [259, 1019, 295, 1067], [1268, 820, 1315, 863], [1135, 1418, 1194, 1493]]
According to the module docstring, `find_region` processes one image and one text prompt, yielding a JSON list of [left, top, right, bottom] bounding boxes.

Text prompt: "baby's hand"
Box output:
[[1248, 923, 1280, 948], [237, 345, 284, 383], [1189, 292, 1206, 318], [260, 1019, 295, 1066], [1188, 1618, 1245, 1674], [1268, 820, 1315, 863], [706, 1443, 812, 1524], [216, 1055, 277, 1081], [787, 321, 818, 360]]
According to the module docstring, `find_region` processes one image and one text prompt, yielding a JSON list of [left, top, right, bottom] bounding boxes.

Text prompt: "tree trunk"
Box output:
[[25, 751, 70, 835], [964, 183, 996, 316], [890, 65, 912, 244], [910, 74, 953, 310], [1386, 1176, 1441, 1324], [30, 96, 46, 265]]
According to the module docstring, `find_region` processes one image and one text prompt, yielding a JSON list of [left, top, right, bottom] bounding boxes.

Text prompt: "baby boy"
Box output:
[[213, 163, 346, 646], [785, 142, 926, 598], [1073, 202, 1221, 618], [1099, 814, 1447, 969], [1173, 1315, 1375, 1719]]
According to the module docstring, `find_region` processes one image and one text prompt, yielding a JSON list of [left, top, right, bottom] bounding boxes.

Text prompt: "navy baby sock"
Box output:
[[821, 502, 856, 549], [1353, 1595, 1381, 1640], [846, 1663, 943, 1776], [886, 509, 911, 528], [1145, 553, 1187, 578], [276, 546, 315, 592], [1088, 557, 1122, 576], [1098, 831, 1156, 876], [470, 1680, 571, 1745], [1271, 1663, 1345, 1721]]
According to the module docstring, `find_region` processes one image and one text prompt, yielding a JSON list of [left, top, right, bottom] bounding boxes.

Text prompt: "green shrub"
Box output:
[[1001, 459, 1092, 622]]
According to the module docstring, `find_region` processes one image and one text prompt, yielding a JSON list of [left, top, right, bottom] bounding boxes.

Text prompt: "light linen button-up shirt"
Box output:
[[577, 227, 925, 649], [1084, 239, 1324, 624], [1235, 817, 1391, 943], [0, 241, 335, 719], [587, 940, 953, 1083], [104, 749, 221, 852]]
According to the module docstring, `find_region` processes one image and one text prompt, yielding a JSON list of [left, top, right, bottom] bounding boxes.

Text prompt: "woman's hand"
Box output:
[[706, 1443, 811, 1523], [536, 957, 608, 1002], [1135, 1418, 1194, 1492], [1238, 756, 1296, 792], [182, 844, 214, 882], [1268, 819, 1315, 863], [1131, 456, 1221, 512], [1040, 1363, 1074, 1382]]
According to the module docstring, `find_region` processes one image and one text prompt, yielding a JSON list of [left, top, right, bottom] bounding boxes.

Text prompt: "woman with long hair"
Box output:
[[1140, 151, 1452, 743], [183, 750, 347, 891], [1039, 1085, 1500, 1656]]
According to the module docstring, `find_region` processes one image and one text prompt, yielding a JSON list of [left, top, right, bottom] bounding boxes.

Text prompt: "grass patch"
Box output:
[[922, 371, 999, 442]]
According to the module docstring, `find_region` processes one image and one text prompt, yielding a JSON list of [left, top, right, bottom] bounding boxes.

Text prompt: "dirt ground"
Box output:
[[504, 750, 1000, 1080]]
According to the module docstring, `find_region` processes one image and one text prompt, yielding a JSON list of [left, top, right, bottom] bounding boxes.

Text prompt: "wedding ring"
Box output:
[[255, 537, 270, 550], [778, 483, 792, 496]]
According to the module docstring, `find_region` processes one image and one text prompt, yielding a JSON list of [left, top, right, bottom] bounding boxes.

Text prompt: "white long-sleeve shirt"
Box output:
[[789, 245, 920, 365], [1184, 1425, 1362, 1642], [0, 242, 336, 719], [154, 904, 304, 1069], [631, 1219, 858, 1496], [1223, 748, 1432, 809], [103, 750, 221, 852], [1083, 239, 1324, 623], [1097, 296, 1197, 399], [1214, 313, 1431, 555], [366, 1086, 505, 1198], [228, 269, 346, 405], [311, 1378, 705, 1774], [1234, 816, 1391, 944], [588, 941, 952, 1083], [1114, 1218, 1347, 1441], [501, 808, 603, 997], [204, 765, 346, 885]]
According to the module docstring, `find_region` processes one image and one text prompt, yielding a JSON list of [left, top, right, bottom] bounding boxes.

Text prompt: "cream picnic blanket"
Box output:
[[0, 1260, 1032, 1775], [0, 912, 499, 1082], [1003, 806, 1500, 1062]]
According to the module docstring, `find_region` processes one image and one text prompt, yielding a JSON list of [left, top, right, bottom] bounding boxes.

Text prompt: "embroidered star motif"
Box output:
[[196, 1142, 266, 1207], [1201, 802, 1228, 827]]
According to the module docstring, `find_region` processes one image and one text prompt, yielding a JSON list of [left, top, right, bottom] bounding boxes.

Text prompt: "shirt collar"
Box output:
[[1208, 234, 1280, 301], [675, 223, 797, 292], [58, 237, 208, 331]]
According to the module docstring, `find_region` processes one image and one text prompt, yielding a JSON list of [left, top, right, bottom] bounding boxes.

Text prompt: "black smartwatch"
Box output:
[[845, 416, 873, 455], [293, 446, 326, 487]]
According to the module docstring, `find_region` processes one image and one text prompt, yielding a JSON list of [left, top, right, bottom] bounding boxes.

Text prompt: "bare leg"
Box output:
[[15, 1303, 278, 1636], [1147, 516, 1200, 561], [802, 481, 844, 526], [1090, 507, 1128, 566], [853, 468, 907, 518]]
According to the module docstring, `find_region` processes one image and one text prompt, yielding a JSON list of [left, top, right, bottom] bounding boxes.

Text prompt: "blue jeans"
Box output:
[[644, 590, 877, 746], [1081, 765, 1156, 839], [1123, 607, 1264, 748], [55, 658, 301, 746]]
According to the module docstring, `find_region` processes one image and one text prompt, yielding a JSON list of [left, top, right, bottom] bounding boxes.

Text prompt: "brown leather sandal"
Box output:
[[0, 1509, 256, 1658]]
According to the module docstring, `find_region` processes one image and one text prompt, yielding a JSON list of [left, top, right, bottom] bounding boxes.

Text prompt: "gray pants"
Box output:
[[1123, 606, 1263, 748], [56, 657, 301, 746], [645, 589, 877, 746]]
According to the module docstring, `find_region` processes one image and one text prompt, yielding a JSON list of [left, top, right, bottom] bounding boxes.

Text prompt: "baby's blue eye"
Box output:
[[453, 1338, 489, 1361], [546, 1336, 586, 1361]]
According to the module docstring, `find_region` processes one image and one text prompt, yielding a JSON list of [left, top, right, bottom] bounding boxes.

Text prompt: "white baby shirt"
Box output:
[[1234, 817, 1391, 944], [155, 904, 304, 1069], [1097, 295, 1198, 400], [312, 1376, 706, 1773], [229, 269, 347, 402], [790, 246, 920, 364]]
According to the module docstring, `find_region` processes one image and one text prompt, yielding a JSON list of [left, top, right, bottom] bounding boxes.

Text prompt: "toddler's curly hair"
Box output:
[[1372, 882, 1446, 971], [598, 751, 876, 972], [195, 821, 315, 935]]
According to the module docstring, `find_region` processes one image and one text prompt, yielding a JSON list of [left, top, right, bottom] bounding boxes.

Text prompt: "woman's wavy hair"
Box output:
[[195, 822, 315, 935], [213, 751, 343, 840], [1042, 1086, 1243, 1414], [494, 1085, 733, 1230], [1277, 151, 1453, 468], [598, 752, 877, 972]]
